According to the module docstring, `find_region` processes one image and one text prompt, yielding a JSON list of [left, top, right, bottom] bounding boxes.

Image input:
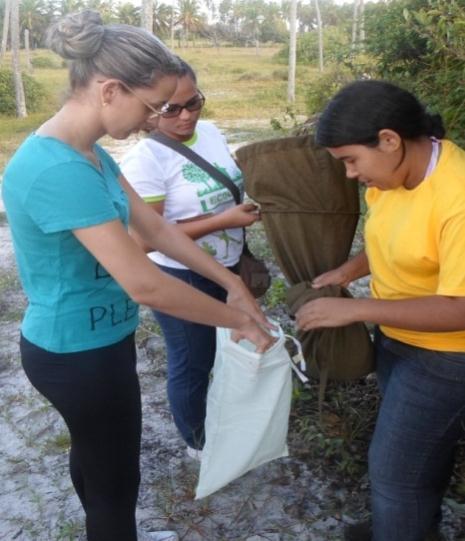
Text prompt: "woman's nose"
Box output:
[[345, 164, 359, 179], [179, 107, 193, 120]]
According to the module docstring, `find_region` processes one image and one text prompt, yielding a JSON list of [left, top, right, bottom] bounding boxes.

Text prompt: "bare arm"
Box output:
[[312, 251, 370, 289], [132, 200, 259, 246], [122, 174, 271, 330], [122, 175, 238, 288], [295, 294, 465, 333], [73, 219, 273, 351]]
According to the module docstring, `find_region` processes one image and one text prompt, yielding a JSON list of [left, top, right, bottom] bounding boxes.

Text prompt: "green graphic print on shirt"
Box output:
[[181, 161, 242, 257]]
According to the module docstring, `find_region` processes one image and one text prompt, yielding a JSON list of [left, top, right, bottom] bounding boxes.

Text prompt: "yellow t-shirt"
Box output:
[[365, 139, 465, 351]]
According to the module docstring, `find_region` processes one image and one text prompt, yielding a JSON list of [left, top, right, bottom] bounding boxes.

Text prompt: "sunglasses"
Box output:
[[162, 91, 206, 119]]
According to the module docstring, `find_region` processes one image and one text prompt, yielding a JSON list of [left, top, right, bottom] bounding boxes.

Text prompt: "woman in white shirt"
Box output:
[[121, 59, 259, 457]]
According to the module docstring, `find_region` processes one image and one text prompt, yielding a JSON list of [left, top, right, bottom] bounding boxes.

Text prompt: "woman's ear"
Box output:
[[378, 129, 402, 153], [99, 79, 122, 107]]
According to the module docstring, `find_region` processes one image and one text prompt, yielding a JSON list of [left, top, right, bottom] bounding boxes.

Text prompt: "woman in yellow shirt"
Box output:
[[296, 80, 465, 541]]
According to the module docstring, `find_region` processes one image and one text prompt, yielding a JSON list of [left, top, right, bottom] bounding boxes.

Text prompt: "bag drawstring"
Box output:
[[284, 334, 309, 385]]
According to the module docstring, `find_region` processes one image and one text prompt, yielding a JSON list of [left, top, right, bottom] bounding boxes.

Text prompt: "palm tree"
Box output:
[[1, 0, 11, 64], [177, 0, 204, 47], [55, 0, 85, 16], [152, 1, 172, 38], [141, 0, 153, 32], [116, 2, 140, 26], [19, 0, 49, 48], [86, 0, 116, 23]]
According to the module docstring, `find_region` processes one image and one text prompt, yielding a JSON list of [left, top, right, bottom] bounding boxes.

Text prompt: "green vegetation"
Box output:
[[0, 68, 48, 114], [44, 431, 71, 454], [0, 47, 313, 170], [364, 0, 465, 146]]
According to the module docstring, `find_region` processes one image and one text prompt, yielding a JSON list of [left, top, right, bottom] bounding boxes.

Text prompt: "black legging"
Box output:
[[21, 333, 141, 541]]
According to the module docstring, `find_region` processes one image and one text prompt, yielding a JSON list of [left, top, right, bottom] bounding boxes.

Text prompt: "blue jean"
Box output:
[[369, 329, 465, 541], [152, 264, 230, 449]]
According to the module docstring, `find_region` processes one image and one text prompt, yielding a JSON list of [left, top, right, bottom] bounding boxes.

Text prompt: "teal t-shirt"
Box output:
[[2, 134, 139, 353]]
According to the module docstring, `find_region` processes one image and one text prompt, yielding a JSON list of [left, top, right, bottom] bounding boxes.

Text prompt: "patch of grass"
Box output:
[[290, 378, 379, 481], [56, 520, 84, 541], [136, 318, 163, 346], [264, 277, 287, 309], [44, 430, 71, 454], [0, 270, 24, 321], [0, 270, 20, 293], [0, 111, 51, 170]]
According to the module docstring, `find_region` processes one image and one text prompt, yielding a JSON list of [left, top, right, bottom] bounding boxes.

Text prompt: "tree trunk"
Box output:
[[287, 0, 297, 103], [0, 0, 11, 65], [10, 0, 27, 117], [315, 0, 324, 72], [24, 28, 33, 73], [359, 0, 365, 50], [141, 0, 154, 33], [351, 0, 359, 53], [170, 6, 175, 49]]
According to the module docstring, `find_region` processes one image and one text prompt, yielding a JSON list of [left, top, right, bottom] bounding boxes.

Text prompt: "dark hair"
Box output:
[[47, 10, 180, 90], [175, 56, 197, 83], [315, 80, 446, 148]]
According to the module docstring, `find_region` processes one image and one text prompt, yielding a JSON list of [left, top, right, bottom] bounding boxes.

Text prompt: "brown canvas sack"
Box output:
[[236, 134, 374, 388]]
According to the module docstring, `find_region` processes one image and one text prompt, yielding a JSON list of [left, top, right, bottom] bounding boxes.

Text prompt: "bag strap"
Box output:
[[148, 132, 242, 205], [285, 334, 310, 385]]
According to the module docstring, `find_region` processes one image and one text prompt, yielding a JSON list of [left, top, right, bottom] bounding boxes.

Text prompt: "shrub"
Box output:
[[271, 69, 288, 81], [275, 26, 350, 67], [0, 69, 48, 114], [306, 66, 354, 115], [364, 0, 465, 146], [31, 55, 62, 69]]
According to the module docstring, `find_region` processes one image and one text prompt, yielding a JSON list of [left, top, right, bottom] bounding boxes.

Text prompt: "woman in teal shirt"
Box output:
[[2, 10, 273, 541]]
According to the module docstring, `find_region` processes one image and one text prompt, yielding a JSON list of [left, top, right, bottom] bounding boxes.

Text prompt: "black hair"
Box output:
[[174, 56, 197, 83], [315, 80, 446, 148]]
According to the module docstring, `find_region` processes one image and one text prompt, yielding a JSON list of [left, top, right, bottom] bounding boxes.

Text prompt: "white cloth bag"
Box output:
[[195, 324, 303, 499]]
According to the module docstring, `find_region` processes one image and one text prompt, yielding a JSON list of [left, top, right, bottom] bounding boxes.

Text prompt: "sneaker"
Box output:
[[186, 446, 203, 461], [137, 528, 179, 541]]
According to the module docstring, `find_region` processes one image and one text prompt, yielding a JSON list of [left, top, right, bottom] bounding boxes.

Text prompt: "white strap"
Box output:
[[285, 334, 309, 384]]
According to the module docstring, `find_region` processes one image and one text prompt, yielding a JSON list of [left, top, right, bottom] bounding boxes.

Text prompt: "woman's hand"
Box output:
[[227, 276, 274, 330], [231, 318, 276, 353], [311, 267, 352, 289], [220, 203, 260, 228], [295, 298, 359, 331], [312, 252, 370, 289]]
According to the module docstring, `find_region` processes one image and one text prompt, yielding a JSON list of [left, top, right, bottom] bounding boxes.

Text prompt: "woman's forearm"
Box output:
[[354, 295, 465, 332], [150, 218, 240, 291], [312, 251, 370, 289], [296, 294, 465, 332], [176, 214, 227, 240], [340, 251, 370, 281]]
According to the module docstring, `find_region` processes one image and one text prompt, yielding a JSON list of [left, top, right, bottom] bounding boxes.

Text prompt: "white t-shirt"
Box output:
[[121, 121, 244, 269]]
